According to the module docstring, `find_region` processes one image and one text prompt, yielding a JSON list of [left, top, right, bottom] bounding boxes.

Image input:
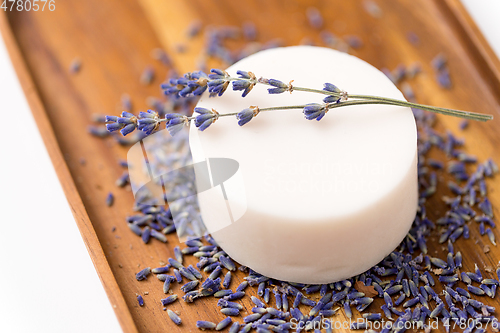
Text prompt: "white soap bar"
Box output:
[[190, 46, 418, 284]]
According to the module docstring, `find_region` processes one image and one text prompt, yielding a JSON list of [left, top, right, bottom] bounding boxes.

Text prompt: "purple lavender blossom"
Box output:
[[236, 107, 259, 126], [194, 107, 219, 131], [303, 103, 328, 121], [267, 79, 289, 94], [232, 70, 256, 97], [165, 113, 188, 136]]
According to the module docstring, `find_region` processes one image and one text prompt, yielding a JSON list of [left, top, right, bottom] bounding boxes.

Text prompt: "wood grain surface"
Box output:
[[2, 0, 500, 332]]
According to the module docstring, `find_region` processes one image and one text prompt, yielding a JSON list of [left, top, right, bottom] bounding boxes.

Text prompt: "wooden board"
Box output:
[[1, 0, 500, 332]]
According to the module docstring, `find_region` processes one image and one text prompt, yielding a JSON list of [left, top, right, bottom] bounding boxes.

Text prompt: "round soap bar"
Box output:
[[189, 46, 418, 284]]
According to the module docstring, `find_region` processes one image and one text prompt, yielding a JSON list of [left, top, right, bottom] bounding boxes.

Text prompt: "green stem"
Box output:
[[348, 94, 492, 122], [224, 76, 493, 122]]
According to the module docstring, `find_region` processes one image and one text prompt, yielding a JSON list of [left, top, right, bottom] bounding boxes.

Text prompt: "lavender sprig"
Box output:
[[106, 68, 493, 137], [161, 68, 492, 122]]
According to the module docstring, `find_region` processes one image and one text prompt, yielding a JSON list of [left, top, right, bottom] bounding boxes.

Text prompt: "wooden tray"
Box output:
[[2, 0, 500, 332]]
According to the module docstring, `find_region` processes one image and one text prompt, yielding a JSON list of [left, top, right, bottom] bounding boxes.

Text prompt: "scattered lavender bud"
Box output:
[[141, 226, 151, 244], [214, 290, 233, 298], [486, 227, 496, 245], [186, 20, 202, 38], [140, 66, 155, 85], [174, 246, 183, 264], [242, 21, 257, 40], [306, 7, 323, 29], [223, 271, 232, 289], [167, 309, 181, 325], [197, 320, 217, 330], [406, 32, 419, 45], [220, 255, 236, 271], [105, 192, 114, 207], [363, 0, 382, 18], [151, 229, 167, 243], [344, 35, 363, 49], [160, 295, 178, 306], [244, 313, 262, 323], [69, 57, 82, 74], [216, 317, 232, 331], [181, 280, 199, 293], [218, 299, 243, 310], [135, 267, 151, 281], [468, 285, 485, 296], [221, 308, 240, 317], [228, 322, 240, 333], [251, 296, 265, 308], [225, 291, 245, 301]]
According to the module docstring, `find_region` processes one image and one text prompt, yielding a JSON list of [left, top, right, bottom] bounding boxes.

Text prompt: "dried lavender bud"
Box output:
[[228, 322, 240, 333], [232, 70, 256, 97], [135, 267, 151, 281], [236, 281, 248, 292], [151, 229, 167, 243], [236, 106, 259, 126], [69, 57, 82, 74], [223, 271, 232, 289], [214, 290, 232, 298], [137, 295, 144, 306], [141, 226, 151, 244], [209, 265, 223, 280], [344, 35, 363, 49], [306, 7, 323, 29], [196, 320, 216, 330], [225, 291, 245, 301], [181, 280, 199, 293], [303, 103, 328, 121], [363, 312, 382, 321], [186, 20, 202, 38], [468, 285, 485, 296], [165, 114, 188, 136], [167, 309, 181, 325], [220, 255, 236, 271], [267, 79, 289, 94], [221, 308, 240, 316], [160, 294, 178, 306], [174, 246, 183, 264], [104, 192, 114, 207], [217, 299, 243, 310], [194, 107, 219, 131]]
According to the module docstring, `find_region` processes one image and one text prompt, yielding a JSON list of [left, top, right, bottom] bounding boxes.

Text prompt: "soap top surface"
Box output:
[[190, 46, 417, 222]]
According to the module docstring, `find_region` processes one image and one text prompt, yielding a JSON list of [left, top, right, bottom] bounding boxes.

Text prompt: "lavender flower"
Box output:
[[190, 71, 210, 96], [232, 70, 256, 97], [208, 69, 230, 96], [267, 79, 291, 94], [165, 113, 188, 136], [303, 103, 328, 121], [118, 112, 139, 135], [105, 122, 124, 133], [194, 107, 219, 131], [137, 110, 160, 135], [323, 82, 341, 93], [106, 111, 138, 136], [236, 106, 259, 126], [323, 83, 342, 103]]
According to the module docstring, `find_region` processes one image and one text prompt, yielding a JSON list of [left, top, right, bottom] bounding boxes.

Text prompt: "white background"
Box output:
[[0, 1, 498, 332]]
